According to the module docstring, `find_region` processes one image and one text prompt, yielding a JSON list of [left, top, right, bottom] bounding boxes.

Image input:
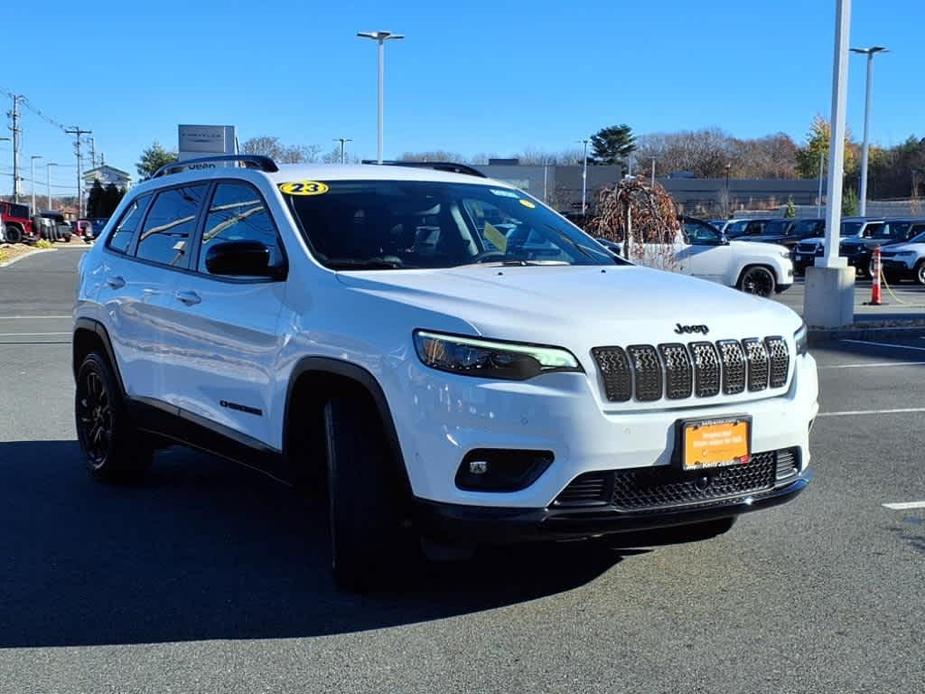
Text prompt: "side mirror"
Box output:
[[204, 240, 285, 279]]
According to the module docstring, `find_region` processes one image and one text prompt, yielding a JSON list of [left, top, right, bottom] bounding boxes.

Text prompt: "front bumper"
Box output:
[[416, 471, 811, 544], [882, 259, 916, 274]]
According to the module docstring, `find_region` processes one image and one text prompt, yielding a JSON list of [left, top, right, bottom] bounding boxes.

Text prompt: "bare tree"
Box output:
[[636, 128, 734, 178], [241, 136, 321, 163], [398, 150, 465, 162]]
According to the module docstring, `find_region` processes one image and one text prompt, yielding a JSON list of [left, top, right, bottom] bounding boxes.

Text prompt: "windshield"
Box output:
[[908, 230, 925, 244], [283, 180, 618, 270], [871, 221, 910, 239], [842, 221, 864, 236], [792, 219, 824, 235], [761, 220, 791, 235]]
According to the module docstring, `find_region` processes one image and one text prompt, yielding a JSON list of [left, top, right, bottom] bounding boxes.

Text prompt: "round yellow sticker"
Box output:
[[279, 181, 329, 196], [519, 198, 536, 209]]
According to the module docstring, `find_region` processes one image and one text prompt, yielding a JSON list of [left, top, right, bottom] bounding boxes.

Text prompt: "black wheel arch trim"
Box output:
[[73, 317, 126, 395], [284, 356, 412, 496]]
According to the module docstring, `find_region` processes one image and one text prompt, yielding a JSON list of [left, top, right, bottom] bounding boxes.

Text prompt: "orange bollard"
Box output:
[[868, 247, 883, 305]]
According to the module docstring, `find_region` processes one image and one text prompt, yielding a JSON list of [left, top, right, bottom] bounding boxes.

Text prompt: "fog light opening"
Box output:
[[455, 449, 554, 492]]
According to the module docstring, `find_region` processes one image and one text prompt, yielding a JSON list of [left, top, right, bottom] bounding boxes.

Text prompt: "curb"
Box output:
[[0, 247, 57, 269], [808, 323, 925, 344]]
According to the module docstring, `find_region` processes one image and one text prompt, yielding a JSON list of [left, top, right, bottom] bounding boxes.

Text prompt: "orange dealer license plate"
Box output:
[[680, 417, 751, 471]]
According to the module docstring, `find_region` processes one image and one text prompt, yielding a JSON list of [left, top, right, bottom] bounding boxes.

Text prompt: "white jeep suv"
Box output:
[[73, 156, 818, 589], [880, 229, 925, 285]]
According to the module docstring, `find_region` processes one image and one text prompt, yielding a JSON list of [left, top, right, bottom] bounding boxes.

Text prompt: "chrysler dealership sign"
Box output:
[[178, 124, 237, 166]]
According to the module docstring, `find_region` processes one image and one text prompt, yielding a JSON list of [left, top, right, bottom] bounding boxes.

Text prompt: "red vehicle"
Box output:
[[0, 201, 34, 243]]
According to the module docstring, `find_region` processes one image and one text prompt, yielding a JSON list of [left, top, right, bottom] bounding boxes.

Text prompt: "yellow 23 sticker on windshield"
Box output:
[[279, 181, 329, 196]]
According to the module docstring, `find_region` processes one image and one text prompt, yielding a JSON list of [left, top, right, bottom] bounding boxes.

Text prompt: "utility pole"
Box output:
[[88, 136, 97, 169], [9, 95, 23, 202], [334, 137, 352, 164], [650, 158, 656, 188], [65, 126, 92, 217], [30, 155, 42, 213]]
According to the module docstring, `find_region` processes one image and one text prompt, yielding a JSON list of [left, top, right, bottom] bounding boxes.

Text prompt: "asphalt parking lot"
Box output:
[[0, 249, 923, 693]]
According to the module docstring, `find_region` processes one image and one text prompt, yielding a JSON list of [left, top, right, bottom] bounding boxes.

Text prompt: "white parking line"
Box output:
[[0, 315, 71, 319], [819, 361, 925, 369], [0, 332, 70, 337], [841, 338, 925, 353], [882, 501, 925, 511], [818, 407, 925, 417]]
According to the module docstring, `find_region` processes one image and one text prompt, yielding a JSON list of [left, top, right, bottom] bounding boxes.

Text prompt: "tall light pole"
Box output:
[[578, 139, 589, 215], [723, 163, 732, 217], [334, 137, 352, 164], [850, 45, 888, 217], [357, 30, 404, 164], [46, 162, 59, 210], [804, 0, 854, 330], [30, 155, 42, 213]]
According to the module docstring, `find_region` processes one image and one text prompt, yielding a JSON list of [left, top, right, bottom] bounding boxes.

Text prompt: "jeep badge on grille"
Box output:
[[674, 323, 710, 335]]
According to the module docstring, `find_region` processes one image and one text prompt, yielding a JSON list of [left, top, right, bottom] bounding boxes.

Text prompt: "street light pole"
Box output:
[[334, 138, 352, 164], [724, 163, 731, 217], [578, 139, 589, 216], [30, 155, 42, 214], [46, 162, 58, 210], [816, 144, 826, 217], [357, 30, 404, 164], [850, 46, 887, 217]]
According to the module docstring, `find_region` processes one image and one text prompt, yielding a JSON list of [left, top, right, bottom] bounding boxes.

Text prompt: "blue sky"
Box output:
[[3, 0, 923, 193]]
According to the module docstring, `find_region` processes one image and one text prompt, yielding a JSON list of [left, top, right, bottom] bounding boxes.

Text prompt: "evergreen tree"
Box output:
[[100, 184, 124, 217], [784, 197, 797, 218], [86, 180, 104, 217], [136, 141, 178, 180], [590, 124, 637, 166]]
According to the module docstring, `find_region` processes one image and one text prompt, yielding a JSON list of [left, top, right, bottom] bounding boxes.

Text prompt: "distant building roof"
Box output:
[[82, 165, 132, 183]]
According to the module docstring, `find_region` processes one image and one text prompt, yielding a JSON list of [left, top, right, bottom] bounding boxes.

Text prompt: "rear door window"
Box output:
[[107, 195, 151, 255], [136, 185, 208, 268]]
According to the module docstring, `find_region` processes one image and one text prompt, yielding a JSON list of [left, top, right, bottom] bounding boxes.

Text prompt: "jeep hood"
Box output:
[[336, 264, 801, 346]]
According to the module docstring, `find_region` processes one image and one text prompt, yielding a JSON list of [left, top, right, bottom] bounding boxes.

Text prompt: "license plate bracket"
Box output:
[[677, 416, 752, 472]]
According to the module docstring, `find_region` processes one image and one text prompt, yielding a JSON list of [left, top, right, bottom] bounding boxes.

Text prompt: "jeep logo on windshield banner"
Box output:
[[674, 323, 710, 335]]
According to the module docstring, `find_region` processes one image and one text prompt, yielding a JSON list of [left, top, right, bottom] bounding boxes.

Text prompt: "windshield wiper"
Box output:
[[326, 258, 404, 270]]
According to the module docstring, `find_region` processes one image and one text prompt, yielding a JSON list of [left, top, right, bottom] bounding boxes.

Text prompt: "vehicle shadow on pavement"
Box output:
[[0, 440, 633, 648]]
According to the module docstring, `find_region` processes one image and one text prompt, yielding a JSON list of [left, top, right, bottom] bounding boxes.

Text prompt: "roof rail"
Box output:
[[361, 160, 487, 178], [152, 154, 279, 178]]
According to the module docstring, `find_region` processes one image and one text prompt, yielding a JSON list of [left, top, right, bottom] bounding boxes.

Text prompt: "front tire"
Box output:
[[915, 260, 925, 286], [738, 265, 776, 297], [324, 396, 403, 591], [75, 352, 152, 482], [6, 225, 23, 243]]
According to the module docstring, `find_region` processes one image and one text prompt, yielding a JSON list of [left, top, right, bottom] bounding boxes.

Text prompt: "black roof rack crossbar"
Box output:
[[152, 154, 279, 178], [361, 160, 487, 178]]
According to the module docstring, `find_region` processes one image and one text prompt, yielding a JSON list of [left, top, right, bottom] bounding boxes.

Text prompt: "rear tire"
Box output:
[[6, 225, 22, 244], [738, 266, 776, 297], [324, 396, 403, 591], [75, 352, 152, 482]]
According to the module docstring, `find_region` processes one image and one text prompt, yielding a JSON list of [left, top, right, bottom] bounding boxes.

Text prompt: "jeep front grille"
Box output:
[[592, 336, 791, 403]]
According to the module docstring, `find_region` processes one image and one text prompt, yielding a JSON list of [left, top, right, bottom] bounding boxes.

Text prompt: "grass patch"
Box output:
[[35, 239, 54, 249]]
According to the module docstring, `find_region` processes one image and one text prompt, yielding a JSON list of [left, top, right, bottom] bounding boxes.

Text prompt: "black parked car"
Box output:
[[742, 218, 825, 252], [840, 218, 925, 277], [722, 218, 773, 239]]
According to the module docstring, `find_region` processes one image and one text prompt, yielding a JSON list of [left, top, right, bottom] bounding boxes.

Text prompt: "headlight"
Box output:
[[414, 330, 583, 380], [794, 322, 808, 356], [779, 249, 792, 259], [895, 251, 917, 257]]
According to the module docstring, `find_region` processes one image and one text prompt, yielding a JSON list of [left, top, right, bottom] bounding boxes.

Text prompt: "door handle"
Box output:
[[106, 276, 125, 289], [175, 290, 202, 306]]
